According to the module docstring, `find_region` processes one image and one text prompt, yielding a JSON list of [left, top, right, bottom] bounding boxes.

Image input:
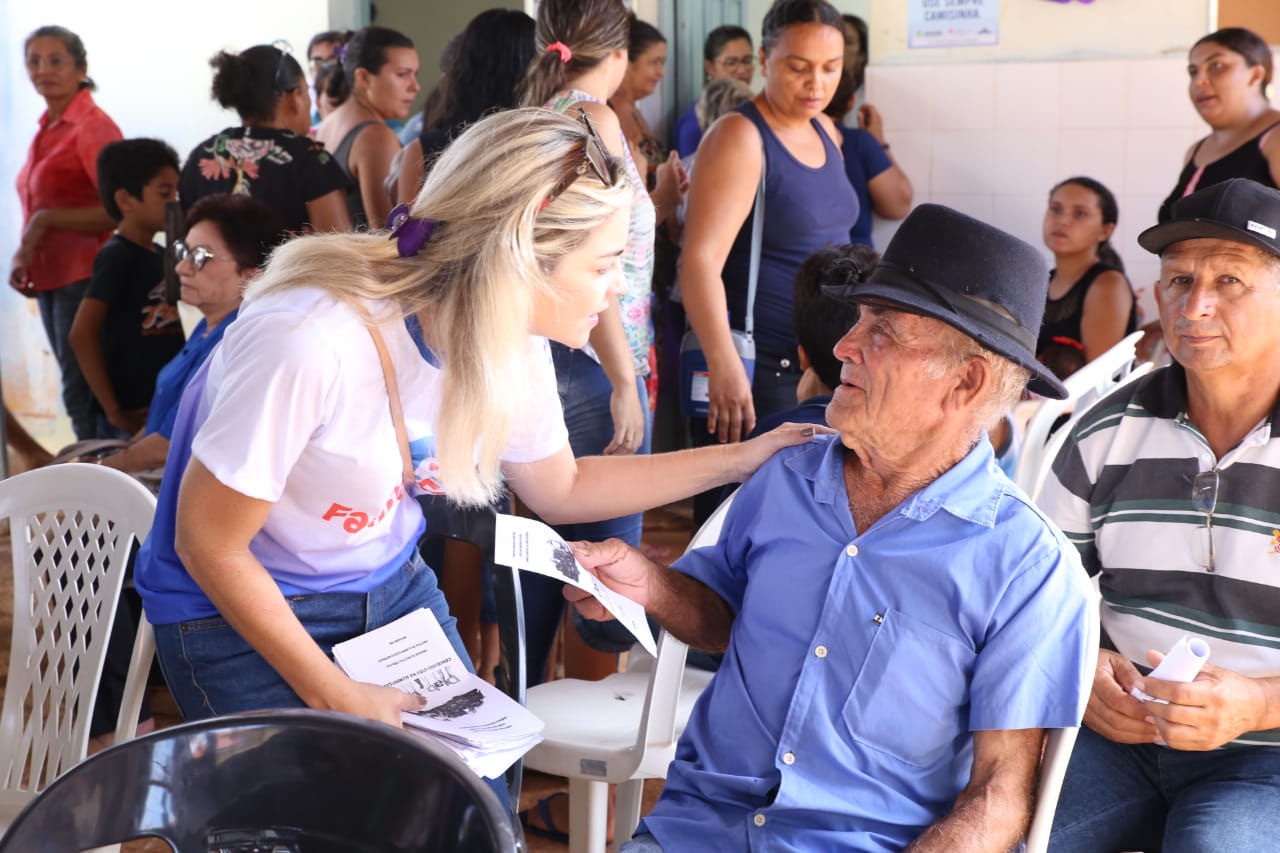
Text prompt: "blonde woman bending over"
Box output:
[[133, 109, 816, 771]]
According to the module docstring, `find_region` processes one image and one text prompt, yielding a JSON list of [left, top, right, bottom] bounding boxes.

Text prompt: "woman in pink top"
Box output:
[[12, 25, 122, 440]]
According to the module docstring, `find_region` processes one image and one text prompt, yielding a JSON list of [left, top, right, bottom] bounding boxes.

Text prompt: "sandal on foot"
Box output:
[[519, 791, 570, 844]]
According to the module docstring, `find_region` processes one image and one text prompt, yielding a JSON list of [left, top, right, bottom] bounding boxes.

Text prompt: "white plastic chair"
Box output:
[[522, 494, 735, 853], [1014, 331, 1146, 495], [1024, 360, 1155, 503], [0, 463, 157, 832], [1025, 584, 1102, 853]]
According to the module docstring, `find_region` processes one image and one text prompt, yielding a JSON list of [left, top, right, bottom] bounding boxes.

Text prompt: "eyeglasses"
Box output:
[[174, 240, 233, 273], [543, 108, 616, 209], [718, 56, 754, 71], [1191, 469, 1219, 573], [272, 39, 296, 93]]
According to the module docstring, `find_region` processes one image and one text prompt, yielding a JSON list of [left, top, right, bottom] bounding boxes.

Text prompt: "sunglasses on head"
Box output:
[[542, 108, 617, 209], [174, 240, 233, 273]]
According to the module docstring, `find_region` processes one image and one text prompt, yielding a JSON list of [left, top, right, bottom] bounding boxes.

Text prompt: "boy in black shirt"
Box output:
[[70, 139, 186, 439]]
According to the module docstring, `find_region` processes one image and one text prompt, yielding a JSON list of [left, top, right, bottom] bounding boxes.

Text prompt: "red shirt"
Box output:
[[14, 87, 122, 292]]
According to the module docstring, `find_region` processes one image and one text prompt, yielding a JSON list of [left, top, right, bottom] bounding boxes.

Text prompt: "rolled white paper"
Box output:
[[1130, 635, 1210, 704]]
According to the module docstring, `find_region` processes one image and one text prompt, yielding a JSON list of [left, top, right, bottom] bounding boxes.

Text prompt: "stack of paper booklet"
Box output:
[[334, 607, 544, 779], [334, 514, 657, 779]]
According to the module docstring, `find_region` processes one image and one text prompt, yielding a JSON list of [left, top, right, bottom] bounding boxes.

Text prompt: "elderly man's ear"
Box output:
[[944, 355, 990, 414]]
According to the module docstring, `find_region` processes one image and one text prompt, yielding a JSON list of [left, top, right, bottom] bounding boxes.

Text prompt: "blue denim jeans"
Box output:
[[37, 278, 95, 440], [1048, 726, 1280, 852], [155, 552, 511, 809], [522, 344, 652, 685]]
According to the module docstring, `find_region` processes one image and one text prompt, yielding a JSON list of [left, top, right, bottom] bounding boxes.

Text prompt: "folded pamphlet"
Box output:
[[1130, 635, 1210, 704], [493, 513, 657, 656], [333, 608, 543, 779]]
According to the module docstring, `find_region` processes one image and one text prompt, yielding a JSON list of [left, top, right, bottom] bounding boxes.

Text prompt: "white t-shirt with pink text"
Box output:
[[191, 286, 567, 593]]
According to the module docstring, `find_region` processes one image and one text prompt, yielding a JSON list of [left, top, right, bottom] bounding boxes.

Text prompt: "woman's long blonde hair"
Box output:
[[247, 108, 631, 506]]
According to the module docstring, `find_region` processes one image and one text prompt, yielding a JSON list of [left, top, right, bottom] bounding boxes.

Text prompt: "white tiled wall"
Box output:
[[867, 57, 1213, 323]]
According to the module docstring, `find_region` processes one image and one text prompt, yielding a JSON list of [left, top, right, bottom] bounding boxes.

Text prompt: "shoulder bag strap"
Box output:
[[367, 324, 416, 488], [744, 146, 766, 341]]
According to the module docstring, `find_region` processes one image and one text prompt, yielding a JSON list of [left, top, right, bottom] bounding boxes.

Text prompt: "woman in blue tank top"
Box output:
[[681, 0, 858, 449]]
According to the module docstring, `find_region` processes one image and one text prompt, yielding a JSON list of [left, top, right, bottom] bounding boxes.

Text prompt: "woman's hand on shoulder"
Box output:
[[857, 103, 885, 142], [731, 421, 833, 481]]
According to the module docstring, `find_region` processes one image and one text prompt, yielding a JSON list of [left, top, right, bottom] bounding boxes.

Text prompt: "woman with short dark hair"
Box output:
[[672, 25, 755, 157]]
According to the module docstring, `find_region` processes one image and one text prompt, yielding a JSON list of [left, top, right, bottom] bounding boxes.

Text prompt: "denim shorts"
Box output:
[[154, 551, 468, 719]]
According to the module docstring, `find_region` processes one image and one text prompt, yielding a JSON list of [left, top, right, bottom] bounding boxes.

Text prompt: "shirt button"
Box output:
[[846, 544, 859, 557], [753, 813, 767, 827], [782, 751, 796, 765], [814, 645, 828, 658]]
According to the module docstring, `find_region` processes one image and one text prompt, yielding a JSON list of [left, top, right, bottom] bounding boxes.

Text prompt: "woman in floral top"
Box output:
[[516, 0, 688, 709], [180, 44, 350, 235]]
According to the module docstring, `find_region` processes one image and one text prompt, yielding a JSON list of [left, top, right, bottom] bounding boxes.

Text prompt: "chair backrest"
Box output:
[[1014, 330, 1145, 493], [1024, 360, 1155, 503], [0, 463, 156, 816], [0, 708, 518, 853], [1024, 583, 1102, 853], [629, 493, 735, 778]]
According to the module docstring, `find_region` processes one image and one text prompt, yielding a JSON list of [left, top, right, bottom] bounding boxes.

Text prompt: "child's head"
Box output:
[[96, 138, 180, 230], [792, 244, 879, 391]]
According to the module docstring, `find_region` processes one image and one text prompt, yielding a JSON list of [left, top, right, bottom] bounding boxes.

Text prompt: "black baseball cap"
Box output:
[[1139, 178, 1280, 257]]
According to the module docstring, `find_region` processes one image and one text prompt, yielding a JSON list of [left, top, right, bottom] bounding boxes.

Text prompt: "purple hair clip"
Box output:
[[333, 43, 348, 63], [387, 203, 441, 258]]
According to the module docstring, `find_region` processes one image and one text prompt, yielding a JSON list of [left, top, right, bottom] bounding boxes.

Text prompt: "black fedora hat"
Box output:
[[823, 203, 1068, 399], [1138, 178, 1280, 257]]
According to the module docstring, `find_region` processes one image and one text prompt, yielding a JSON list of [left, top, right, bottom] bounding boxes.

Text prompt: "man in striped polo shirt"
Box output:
[[1044, 178, 1280, 853]]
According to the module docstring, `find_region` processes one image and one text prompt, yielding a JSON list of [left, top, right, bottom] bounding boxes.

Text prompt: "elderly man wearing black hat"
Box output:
[[1042, 178, 1280, 853], [568, 204, 1095, 853]]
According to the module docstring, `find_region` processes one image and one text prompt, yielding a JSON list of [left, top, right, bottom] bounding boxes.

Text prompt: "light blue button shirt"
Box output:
[[640, 435, 1091, 852]]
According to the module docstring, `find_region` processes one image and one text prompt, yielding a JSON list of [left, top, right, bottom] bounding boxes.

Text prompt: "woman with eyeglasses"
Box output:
[[12, 25, 122, 442], [314, 26, 421, 230], [672, 25, 755, 158], [132, 112, 814, 784], [179, 44, 350, 236], [92, 194, 284, 476]]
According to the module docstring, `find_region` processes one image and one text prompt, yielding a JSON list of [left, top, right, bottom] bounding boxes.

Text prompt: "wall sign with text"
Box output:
[[909, 0, 1001, 48]]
